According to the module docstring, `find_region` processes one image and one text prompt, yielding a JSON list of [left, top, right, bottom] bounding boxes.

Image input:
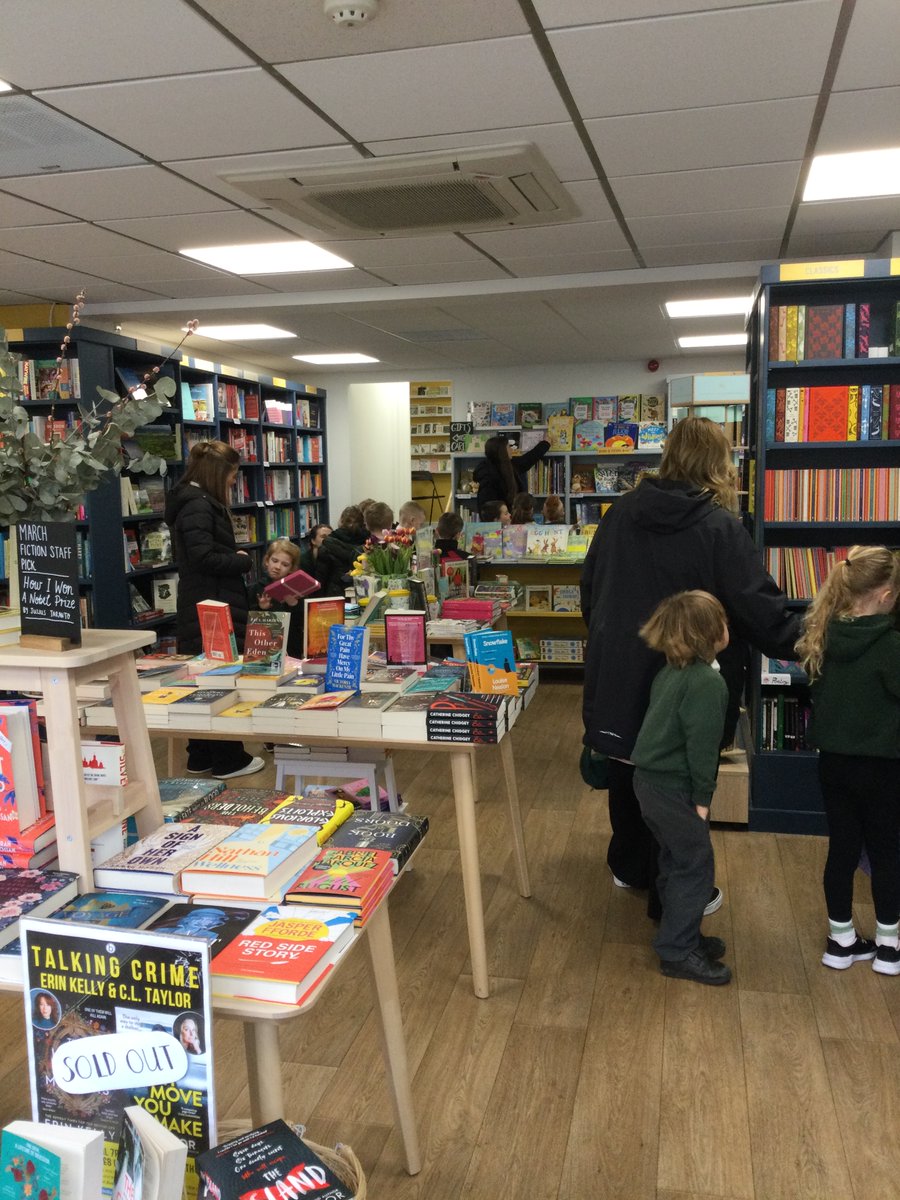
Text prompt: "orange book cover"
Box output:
[[303, 597, 346, 659], [197, 599, 239, 662], [806, 387, 849, 442]]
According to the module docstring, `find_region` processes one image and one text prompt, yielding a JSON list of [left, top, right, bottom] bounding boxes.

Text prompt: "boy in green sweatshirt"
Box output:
[[632, 590, 730, 985]]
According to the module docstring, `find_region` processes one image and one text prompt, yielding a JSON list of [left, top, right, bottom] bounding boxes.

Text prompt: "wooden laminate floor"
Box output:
[[2, 680, 897, 1199]]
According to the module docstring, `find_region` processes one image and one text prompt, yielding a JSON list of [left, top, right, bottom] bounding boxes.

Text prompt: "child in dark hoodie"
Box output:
[[797, 545, 900, 975]]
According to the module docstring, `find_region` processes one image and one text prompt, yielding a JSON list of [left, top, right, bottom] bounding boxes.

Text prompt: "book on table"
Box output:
[[335, 690, 395, 738], [328, 810, 429, 875], [359, 665, 418, 693], [380, 690, 435, 738], [180, 822, 321, 901], [145, 901, 260, 956], [196, 1118, 355, 1200], [1, 1120, 103, 1200], [186, 787, 289, 827], [112, 1104, 188, 1200], [291, 690, 358, 737], [93, 822, 233, 894], [283, 846, 394, 925], [0, 868, 78, 949], [167, 688, 235, 728], [262, 795, 356, 843], [241, 609, 290, 676], [197, 599, 239, 662], [209, 698, 268, 730], [463, 628, 519, 695], [385, 609, 428, 666], [0, 811, 57, 865], [210, 904, 356, 1004], [325, 622, 370, 691], [303, 596, 346, 660], [158, 778, 226, 823]]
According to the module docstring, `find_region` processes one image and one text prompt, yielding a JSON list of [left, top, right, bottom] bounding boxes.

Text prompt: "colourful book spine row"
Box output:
[[763, 468, 900, 522], [768, 300, 900, 362], [764, 546, 851, 599], [766, 383, 900, 443]]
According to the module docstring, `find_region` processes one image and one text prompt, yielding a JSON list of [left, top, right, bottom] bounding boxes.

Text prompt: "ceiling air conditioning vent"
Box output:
[[221, 144, 579, 237]]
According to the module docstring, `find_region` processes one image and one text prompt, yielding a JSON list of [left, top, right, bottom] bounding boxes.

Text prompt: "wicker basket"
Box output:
[[302, 1137, 367, 1199]]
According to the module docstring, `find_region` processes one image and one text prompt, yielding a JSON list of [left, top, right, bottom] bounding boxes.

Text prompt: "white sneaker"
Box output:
[[213, 756, 265, 780], [704, 887, 723, 916]]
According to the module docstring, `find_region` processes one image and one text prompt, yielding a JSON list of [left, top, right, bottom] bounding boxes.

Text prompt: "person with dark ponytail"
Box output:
[[473, 433, 550, 519], [165, 439, 264, 780]]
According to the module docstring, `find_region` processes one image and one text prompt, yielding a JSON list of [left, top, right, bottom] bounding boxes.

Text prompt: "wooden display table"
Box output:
[[0, 629, 162, 882]]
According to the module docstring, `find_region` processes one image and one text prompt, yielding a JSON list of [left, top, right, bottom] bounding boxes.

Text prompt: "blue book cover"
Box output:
[[0, 1130, 61, 1199], [843, 303, 856, 359], [859, 385, 870, 441], [463, 628, 518, 695], [868, 385, 883, 440], [325, 624, 370, 692], [765, 388, 777, 444]]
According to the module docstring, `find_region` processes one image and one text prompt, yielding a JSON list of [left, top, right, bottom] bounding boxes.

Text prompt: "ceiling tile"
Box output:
[[315, 234, 489, 269], [468, 219, 630, 259], [787, 230, 886, 256], [0, 250, 165, 301], [790, 195, 900, 237], [0, 192, 76, 227], [98, 209, 293, 252], [642, 239, 780, 267], [585, 97, 816, 178], [816, 86, 900, 155], [492, 250, 640, 276], [0, 290, 47, 304], [549, 1, 842, 117], [128, 276, 275, 299], [244, 269, 391, 293], [534, 0, 785, 26], [373, 262, 511, 286], [167, 146, 364, 208], [612, 161, 801, 218], [0, 95, 143, 177], [832, 0, 900, 91], [277, 38, 569, 142], [1, 166, 236, 221], [195, 0, 530, 61], [559, 181, 617, 222], [366, 123, 596, 183], [36, 70, 341, 161], [630, 205, 790, 247], [75, 252, 239, 284], [0, 0, 251, 89]]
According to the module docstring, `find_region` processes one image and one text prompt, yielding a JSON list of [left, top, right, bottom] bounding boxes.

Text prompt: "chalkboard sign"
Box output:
[[17, 520, 82, 647], [450, 422, 473, 453]]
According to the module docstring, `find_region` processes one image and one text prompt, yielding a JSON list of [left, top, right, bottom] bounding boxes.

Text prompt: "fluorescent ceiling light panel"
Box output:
[[665, 296, 751, 319], [0, 81, 12, 92], [180, 241, 353, 275], [678, 333, 748, 348], [803, 147, 900, 201], [293, 353, 379, 365], [191, 324, 295, 340]]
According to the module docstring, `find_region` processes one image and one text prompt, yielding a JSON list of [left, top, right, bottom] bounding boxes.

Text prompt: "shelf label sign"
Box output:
[[779, 259, 866, 281], [450, 421, 472, 452], [17, 520, 82, 645]]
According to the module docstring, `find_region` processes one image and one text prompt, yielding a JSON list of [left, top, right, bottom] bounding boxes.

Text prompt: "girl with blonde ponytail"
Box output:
[[797, 545, 900, 974]]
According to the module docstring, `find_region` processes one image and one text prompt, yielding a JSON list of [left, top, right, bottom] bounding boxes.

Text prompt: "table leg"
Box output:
[[499, 733, 531, 898], [39, 667, 93, 882], [243, 1020, 284, 1126], [449, 750, 490, 998], [365, 904, 421, 1175]]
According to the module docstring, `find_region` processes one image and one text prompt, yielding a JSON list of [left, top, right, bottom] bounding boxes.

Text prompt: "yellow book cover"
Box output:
[[847, 385, 859, 440], [785, 306, 798, 360], [217, 699, 265, 719], [142, 686, 197, 705], [547, 412, 575, 451]]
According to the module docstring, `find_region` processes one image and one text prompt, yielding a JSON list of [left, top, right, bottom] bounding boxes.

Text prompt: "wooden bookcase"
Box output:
[[478, 559, 586, 668], [747, 257, 900, 834], [6, 326, 328, 638]]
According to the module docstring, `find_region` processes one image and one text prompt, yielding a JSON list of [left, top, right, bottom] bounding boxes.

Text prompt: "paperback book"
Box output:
[[21, 917, 216, 1200], [463, 628, 519, 695], [384, 610, 427, 667], [1, 1121, 103, 1200], [262, 796, 356, 844], [263, 568, 321, 603], [327, 810, 429, 874], [284, 846, 394, 925], [196, 1119, 354, 1200], [145, 903, 259, 957], [0, 869, 79, 950], [93, 823, 233, 895], [196, 600, 238, 662], [303, 597, 346, 660], [324, 622, 370, 692], [209, 904, 356, 1004], [158, 778, 226, 823], [241, 610, 290, 675], [185, 788, 289, 827], [180, 822, 320, 901], [111, 1105, 188, 1200]]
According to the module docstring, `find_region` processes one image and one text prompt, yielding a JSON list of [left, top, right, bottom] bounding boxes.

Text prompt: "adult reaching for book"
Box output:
[[164, 439, 264, 780], [473, 433, 550, 519], [580, 418, 801, 921]]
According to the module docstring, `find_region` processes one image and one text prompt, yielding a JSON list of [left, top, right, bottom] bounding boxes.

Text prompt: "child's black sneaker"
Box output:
[[821, 936, 876, 970], [873, 943, 900, 976], [660, 949, 731, 986]]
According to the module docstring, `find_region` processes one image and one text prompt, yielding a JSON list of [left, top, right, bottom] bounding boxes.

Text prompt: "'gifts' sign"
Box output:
[[17, 521, 81, 647]]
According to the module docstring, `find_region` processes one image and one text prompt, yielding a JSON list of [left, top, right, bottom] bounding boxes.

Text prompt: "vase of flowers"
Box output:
[[352, 527, 416, 609]]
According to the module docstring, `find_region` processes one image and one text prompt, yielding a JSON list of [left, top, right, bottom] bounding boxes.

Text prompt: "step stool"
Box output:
[[273, 746, 399, 812]]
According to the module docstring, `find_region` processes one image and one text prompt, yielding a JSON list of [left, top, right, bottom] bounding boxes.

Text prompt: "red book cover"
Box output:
[[303, 597, 345, 659], [264, 568, 321, 603], [197, 600, 239, 661], [856, 302, 870, 357], [384, 610, 427, 666], [805, 305, 845, 360], [284, 846, 393, 913], [889, 385, 900, 441], [807, 387, 849, 441]]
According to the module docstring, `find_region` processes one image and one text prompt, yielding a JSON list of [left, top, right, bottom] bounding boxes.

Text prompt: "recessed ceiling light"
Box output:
[[665, 296, 752, 319], [678, 333, 748, 348], [187, 324, 296, 340], [293, 353, 379, 365], [180, 240, 353, 275], [0, 80, 13, 92], [803, 146, 900, 201]]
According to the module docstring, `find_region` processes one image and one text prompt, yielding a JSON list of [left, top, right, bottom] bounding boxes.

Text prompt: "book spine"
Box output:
[[783, 388, 801, 442], [846, 385, 859, 441], [843, 303, 856, 359], [868, 385, 883, 440], [765, 389, 777, 444], [889, 385, 900, 441], [797, 304, 806, 360], [856, 302, 870, 357], [859, 385, 871, 442], [774, 388, 786, 443]]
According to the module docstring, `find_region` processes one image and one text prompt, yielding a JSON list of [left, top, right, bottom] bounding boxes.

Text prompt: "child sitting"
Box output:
[[434, 511, 473, 561], [247, 538, 304, 659], [632, 590, 731, 986], [796, 545, 900, 974]]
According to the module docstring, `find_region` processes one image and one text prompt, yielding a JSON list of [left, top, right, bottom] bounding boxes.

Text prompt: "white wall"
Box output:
[[328, 380, 409, 516], [321, 353, 746, 520]]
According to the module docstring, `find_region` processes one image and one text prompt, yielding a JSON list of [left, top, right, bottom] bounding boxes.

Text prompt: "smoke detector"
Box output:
[[324, 0, 378, 25]]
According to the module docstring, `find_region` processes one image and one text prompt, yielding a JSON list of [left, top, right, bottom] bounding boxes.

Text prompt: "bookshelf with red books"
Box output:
[[747, 258, 900, 835]]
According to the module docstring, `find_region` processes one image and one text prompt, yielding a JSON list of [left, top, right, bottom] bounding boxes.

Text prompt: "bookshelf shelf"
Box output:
[[747, 258, 900, 834]]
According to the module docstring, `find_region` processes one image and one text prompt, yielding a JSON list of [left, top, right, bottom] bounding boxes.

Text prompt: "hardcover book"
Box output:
[[572, 419, 607, 452], [180, 822, 320, 901], [263, 568, 321, 602], [604, 421, 639, 449], [241, 610, 290, 675], [186, 788, 288, 827], [21, 917, 216, 1200], [359, 666, 418, 693], [0, 869, 79, 949], [384, 610, 427, 666], [303, 597, 346, 659], [93, 823, 232, 894], [209, 905, 356, 1004], [197, 600, 238, 662], [525, 524, 570, 557], [490, 403, 516, 427], [284, 846, 394, 924], [145, 902, 260, 956], [158, 778, 226, 823], [327, 810, 429, 874], [196, 1119, 354, 1200], [806, 386, 849, 441], [262, 796, 355, 844], [325, 623, 370, 692], [547, 412, 574, 451], [805, 304, 845, 360]]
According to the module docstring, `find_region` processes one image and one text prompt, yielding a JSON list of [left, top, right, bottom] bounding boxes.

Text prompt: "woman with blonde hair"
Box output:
[[796, 546, 900, 973], [580, 418, 800, 919]]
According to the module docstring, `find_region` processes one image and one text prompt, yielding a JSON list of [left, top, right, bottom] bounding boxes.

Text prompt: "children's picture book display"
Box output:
[[21, 916, 216, 1200]]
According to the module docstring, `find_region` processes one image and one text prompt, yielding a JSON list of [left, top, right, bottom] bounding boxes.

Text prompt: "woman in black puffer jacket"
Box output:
[[164, 440, 263, 780]]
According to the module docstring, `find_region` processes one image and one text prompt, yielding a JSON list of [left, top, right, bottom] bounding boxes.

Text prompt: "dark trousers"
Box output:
[[635, 774, 715, 961], [606, 759, 662, 918], [186, 737, 250, 775], [819, 751, 900, 926]]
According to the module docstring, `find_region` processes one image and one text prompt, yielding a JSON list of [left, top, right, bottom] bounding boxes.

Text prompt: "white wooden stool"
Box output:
[[273, 746, 399, 812]]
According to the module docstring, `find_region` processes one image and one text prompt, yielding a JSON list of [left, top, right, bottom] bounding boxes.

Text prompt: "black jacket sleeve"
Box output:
[[515, 439, 551, 472], [714, 521, 802, 660], [179, 495, 249, 578]]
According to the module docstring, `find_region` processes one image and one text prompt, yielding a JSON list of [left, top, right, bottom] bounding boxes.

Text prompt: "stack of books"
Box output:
[[327, 809, 429, 875], [180, 822, 321, 903], [283, 845, 394, 926], [426, 692, 507, 744], [158, 777, 226, 822]]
